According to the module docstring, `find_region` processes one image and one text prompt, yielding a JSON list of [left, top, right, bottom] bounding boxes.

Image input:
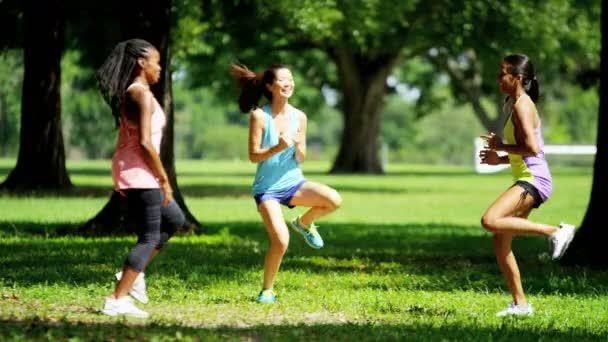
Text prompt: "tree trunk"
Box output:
[[1, 0, 72, 191], [330, 50, 401, 174], [82, 0, 201, 234], [561, 0, 607, 266]]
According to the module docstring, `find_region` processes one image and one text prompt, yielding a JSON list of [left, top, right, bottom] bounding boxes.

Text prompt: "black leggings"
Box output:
[[123, 189, 185, 272]]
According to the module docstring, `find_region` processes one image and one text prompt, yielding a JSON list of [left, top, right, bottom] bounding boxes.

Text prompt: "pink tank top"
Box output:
[[111, 83, 166, 190]]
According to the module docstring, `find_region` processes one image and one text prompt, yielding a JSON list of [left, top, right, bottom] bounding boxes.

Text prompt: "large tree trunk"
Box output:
[[82, 0, 201, 234], [1, 0, 71, 191], [330, 50, 401, 174], [561, 0, 607, 266]]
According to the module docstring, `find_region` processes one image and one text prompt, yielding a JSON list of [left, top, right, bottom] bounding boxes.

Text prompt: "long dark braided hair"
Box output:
[[96, 38, 156, 126]]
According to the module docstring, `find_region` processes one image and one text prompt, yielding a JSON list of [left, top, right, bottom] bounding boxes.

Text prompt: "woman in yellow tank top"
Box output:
[[479, 54, 576, 317]]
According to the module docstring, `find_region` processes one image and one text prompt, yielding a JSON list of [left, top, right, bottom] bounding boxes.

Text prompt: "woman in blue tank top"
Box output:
[[230, 63, 342, 304], [479, 54, 576, 317]]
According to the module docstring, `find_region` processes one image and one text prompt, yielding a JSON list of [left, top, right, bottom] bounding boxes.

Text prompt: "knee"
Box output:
[[156, 232, 171, 249], [480, 214, 498, 233], [271, 235, 289, 255], [141, 231, 162, 247], [326, 190, 342, 211]]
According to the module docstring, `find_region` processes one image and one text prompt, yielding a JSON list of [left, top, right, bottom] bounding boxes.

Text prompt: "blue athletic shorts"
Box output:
[[253, 180, 306, 208]]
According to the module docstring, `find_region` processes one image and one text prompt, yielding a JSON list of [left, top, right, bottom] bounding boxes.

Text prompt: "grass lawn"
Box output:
[[0, 159, 606, 341]]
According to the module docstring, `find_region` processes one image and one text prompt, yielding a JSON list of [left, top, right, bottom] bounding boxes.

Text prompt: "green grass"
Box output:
[[1, 159, 606, 341]]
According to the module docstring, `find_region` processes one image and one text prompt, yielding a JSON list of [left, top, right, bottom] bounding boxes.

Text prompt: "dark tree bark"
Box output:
[[561, 0, 607, 266], [1, 0, 72, 191], [81, 0, 201, 234], [329, 50, 401, 174]]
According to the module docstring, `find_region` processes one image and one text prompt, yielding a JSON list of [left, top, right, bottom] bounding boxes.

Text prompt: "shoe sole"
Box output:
[[289, 222, 323, 249], [552, 228, 576, 260], [102, 309, 149, 318]]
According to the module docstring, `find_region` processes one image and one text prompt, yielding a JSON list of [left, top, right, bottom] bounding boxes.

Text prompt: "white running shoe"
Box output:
[[116, 271, 149, 304], [496, 302, 533, 317], [102, 296, 149, 318], [550, 223, 576, 260]]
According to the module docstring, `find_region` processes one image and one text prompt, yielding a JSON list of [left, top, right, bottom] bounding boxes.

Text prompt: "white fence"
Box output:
[[474, 137, 596, 174]]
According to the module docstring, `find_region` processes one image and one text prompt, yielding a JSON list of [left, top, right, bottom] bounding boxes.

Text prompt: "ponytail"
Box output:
[[229, 63, 288, 113], [524, 78, 539, 103], [230, 64, 264, 113]]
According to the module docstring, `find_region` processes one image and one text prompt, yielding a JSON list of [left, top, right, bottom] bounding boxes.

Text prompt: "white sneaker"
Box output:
[[116, 271, 149, 304], [496, 302, 533, 317], [102, 296, 149, 318], [550, 223, 576, 260]]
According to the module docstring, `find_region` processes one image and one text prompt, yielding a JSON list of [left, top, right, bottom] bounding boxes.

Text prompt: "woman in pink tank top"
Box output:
[[96, 39, 185, 318]]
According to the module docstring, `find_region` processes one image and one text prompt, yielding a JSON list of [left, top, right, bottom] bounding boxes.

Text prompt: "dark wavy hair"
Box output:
[[229, 63, 288, 113], [503, 54, 539, 103], [96, 38, 157, 126]]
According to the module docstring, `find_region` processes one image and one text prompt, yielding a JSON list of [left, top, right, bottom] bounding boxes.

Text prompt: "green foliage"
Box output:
[[544, 85, 599, 144], [61, 51, 116, 159]]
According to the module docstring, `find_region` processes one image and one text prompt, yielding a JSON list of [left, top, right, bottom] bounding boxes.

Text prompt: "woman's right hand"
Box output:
[[479, 149, 502, 165], [276, 134, 293, 151], [160, 181, 173, 207]]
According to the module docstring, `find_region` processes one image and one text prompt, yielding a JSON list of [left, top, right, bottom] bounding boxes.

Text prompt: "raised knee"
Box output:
[[328, 191, 342, 211], [480, 215, 498, 233]]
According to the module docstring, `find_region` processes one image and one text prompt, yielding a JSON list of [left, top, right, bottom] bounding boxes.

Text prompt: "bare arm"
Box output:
[[481, 98, 540, 157], [127, 86, 172, 206], [248, 108, 290, 163], [294, 110, 307, 163]]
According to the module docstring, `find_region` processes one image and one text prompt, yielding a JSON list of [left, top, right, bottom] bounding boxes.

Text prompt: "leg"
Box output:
[[485, 191, 534, 306], [288, 181, 342, 226], [258, 200, 290, 290], [481, 185, 557, 237], [146, 198, 185, 268], [493, 233, 527, 305], [112, 189, 162, 299]]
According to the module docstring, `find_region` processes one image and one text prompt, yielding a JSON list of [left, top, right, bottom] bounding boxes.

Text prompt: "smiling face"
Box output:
[[497, 62, 520, 94], [267, 68, 294, 100], [139, 48, 162, 85]]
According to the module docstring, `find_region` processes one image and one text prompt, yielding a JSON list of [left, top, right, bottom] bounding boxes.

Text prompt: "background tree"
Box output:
[[0, 0, 72, 191], [562, 0, 607, 266], [188, 0, 598, 174], [427, 0, 600, 135]]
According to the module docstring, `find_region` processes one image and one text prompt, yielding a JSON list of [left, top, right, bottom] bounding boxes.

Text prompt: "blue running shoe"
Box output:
[[290, 216, 324, 249], [257, 289, 276, 304]]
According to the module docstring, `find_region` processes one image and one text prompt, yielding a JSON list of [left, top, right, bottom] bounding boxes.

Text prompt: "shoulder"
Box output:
[[126, 84, 153, 105], [513, 94, 535, 114], [291, 106, 307, 122], [250, 107, 267, 122]]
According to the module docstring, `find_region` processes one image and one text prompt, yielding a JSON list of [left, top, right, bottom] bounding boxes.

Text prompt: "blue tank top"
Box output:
[[251, 104, 305, 195]]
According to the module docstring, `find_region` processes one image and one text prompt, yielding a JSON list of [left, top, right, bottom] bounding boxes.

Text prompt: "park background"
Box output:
[[0, 0, 607, 341]]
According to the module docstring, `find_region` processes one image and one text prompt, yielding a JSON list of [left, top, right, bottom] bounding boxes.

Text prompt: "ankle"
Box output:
[[298, 217, 310, 228]]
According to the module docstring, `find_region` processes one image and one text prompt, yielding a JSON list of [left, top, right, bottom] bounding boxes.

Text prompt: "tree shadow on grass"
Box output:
[[1, 221, 607, 296], [0, 318, 604, 341]]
